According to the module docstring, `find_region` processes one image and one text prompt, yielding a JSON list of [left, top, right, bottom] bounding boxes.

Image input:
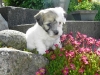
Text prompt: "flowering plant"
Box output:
[[74, 0, 94, 10], [36, 32, 100, 75]]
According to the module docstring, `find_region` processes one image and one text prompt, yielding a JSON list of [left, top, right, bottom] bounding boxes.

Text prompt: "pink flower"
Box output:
[[36, 71, 41, 75], [78, 68, 84, 74], [95, 50, 100, 56], [85, 48, 91, 53], [36, 68, 46, 75], [60, 48, 65, 51], [70, 63, 76, 70], [68, 35, 74, 42], [86, 37, 95, 45], [81, 56, 89, 65], [78, 47, 85, 53], [61, 34, 67, 42], [59, 54, 63, 56], [84, 60, 89, 65], [54, 44, 58, 47], [96, 40, 100, 47], [82, 34, 87, 39], [69, 51, 75, 58], [39, 68, 46, 74], [62, 67, 69, 75], [45, 50, 49, 54], [72, 40, 81, 47], [81, 56, 88, 60], [65, 51, 69, 57], [76, 32, 82, 39], [65, 51, 75, 58], [95, 73, 99, 75]]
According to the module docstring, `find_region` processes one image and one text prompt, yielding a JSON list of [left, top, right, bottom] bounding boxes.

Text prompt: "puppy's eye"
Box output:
[[47, 23, 51, 26]]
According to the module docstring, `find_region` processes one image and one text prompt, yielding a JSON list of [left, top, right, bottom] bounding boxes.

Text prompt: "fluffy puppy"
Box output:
[[26, 7, 66, 54]]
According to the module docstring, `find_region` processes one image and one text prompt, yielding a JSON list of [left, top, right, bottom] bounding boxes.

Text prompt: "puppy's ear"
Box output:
[[34, 12, 43, 26]]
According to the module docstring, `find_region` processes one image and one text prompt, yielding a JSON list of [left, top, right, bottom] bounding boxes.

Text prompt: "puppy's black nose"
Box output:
[[54, 30, 58, 35]]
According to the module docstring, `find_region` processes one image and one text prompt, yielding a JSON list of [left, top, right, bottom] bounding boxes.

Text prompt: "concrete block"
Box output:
[[0, 6, 39, 27]]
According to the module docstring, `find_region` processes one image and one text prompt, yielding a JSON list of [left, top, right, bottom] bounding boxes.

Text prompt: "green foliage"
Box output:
[[3, 0, 55, 9], [3, 0, 44, 9], [74, 0, 94, 10], [43, 47, 67, 75], [20, 0, 44, 9], [93, 2, 100, 21], [68, 0, 100, 21], [68, 0, 77, 13], [3, 0, 23, 7], [68, 0, 94, 13]]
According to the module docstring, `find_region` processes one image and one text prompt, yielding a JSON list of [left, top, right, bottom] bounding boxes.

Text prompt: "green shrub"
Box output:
[[68, 0, 77, 13], [3, 0, 44, 9], [68, 0, 100, 21], [93, 2, 100, 21], [74, 0, 94, 10], [3, 0, 55, 9]]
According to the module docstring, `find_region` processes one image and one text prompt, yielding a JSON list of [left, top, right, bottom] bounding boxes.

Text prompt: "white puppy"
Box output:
[[26, 7, 66, 54]]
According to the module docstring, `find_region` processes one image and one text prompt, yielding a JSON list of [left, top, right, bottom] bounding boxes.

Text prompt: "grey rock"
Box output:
[[0, 48, 48, 75], [0, 14, 8, 31], [0, 30, 26, 50]]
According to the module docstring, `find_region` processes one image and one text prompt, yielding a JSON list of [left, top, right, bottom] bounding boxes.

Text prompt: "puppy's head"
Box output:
[[34, 7, 66, 36]]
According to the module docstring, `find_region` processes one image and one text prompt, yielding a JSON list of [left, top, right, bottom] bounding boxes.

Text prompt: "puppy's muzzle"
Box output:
[[54, 30, 58, 35]]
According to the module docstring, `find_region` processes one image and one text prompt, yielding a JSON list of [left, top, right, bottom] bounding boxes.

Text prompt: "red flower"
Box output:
[[78, 68, 84, 74], [50, 54, 56, 60]]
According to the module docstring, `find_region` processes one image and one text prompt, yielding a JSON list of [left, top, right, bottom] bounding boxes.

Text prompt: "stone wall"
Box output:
[[10, 21, 100, 39], [64, 21, 100, 39], [0, 6, 39, 27]]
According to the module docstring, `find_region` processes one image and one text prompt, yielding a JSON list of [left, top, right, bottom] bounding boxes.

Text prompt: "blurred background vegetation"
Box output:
[[3, 0, 54, 9], [68, 0, 100, 21], [2, 0, 100, 21]]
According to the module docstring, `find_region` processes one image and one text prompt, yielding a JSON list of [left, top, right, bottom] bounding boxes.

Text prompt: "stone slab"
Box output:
[[10, 21, 100, 39], [0, 6, 39, 27]]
